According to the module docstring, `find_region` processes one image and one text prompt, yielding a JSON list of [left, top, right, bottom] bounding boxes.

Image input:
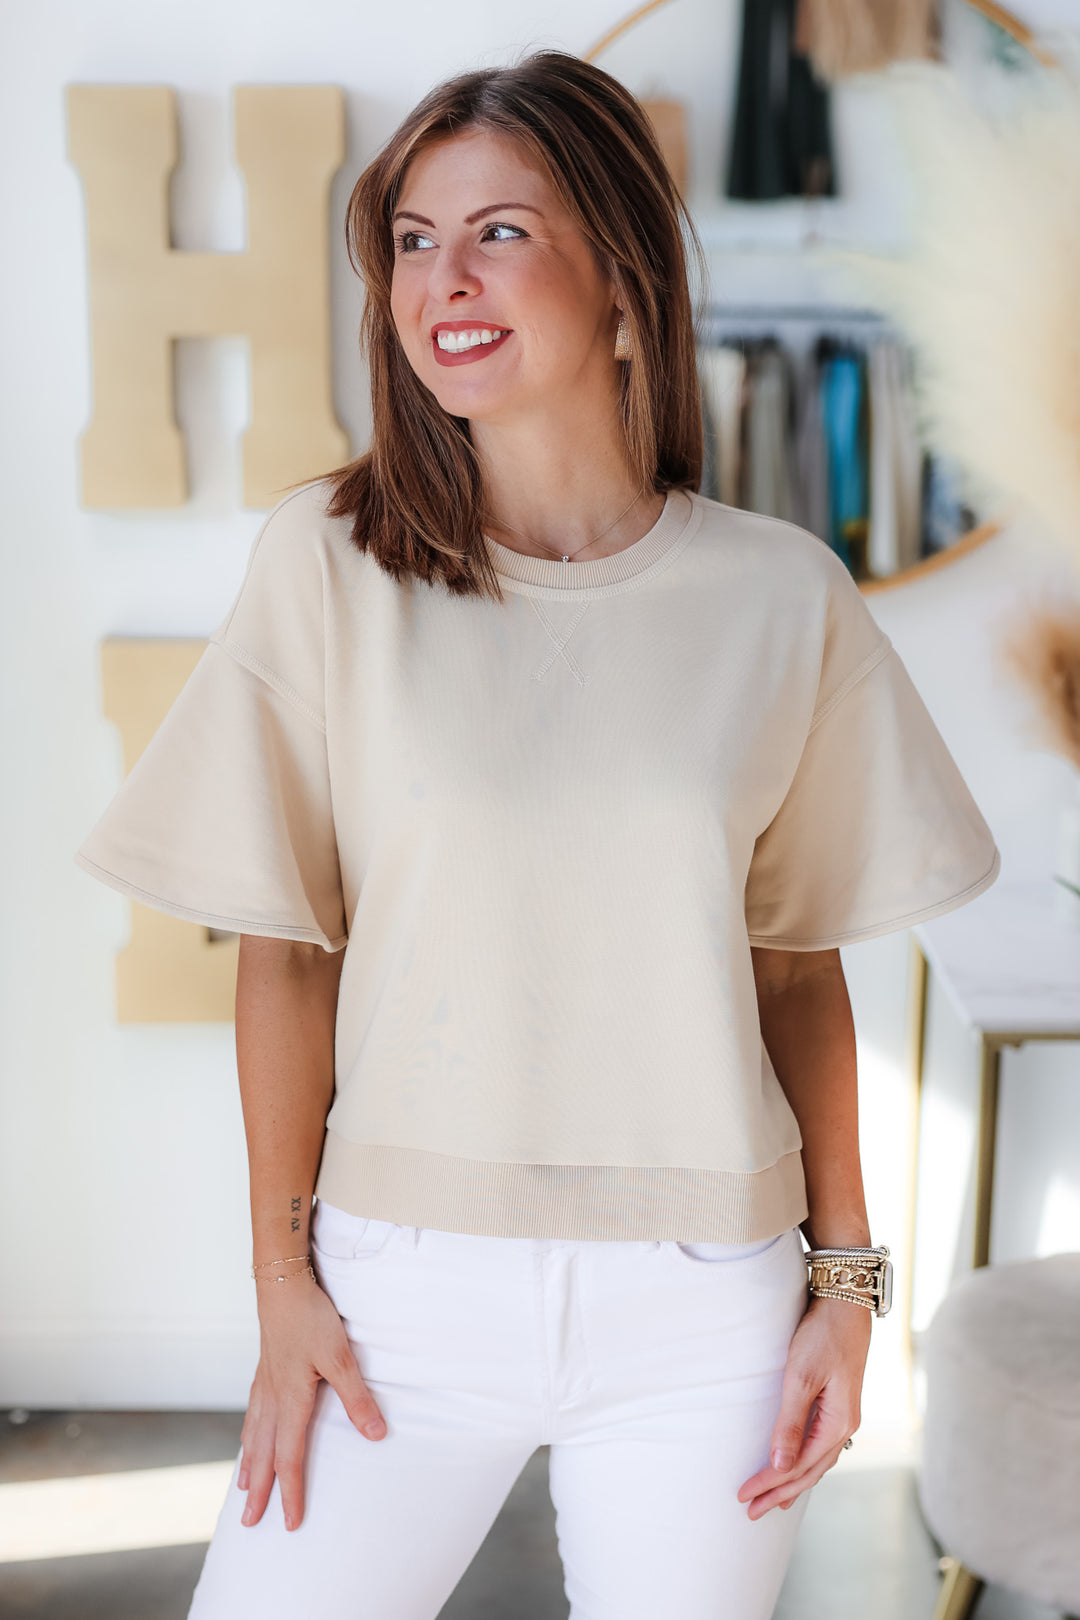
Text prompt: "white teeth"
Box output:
[[436, 328, 506, 351]]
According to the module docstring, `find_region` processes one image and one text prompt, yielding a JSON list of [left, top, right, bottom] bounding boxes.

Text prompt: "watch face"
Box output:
[[878, 1260, 894, 1316]]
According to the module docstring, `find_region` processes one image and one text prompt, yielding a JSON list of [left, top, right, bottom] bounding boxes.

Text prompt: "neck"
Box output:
[[471, 393, 661, 561]]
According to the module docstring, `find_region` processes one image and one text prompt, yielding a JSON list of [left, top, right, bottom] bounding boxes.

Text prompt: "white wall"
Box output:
[[2, 0, 1077, 1410]]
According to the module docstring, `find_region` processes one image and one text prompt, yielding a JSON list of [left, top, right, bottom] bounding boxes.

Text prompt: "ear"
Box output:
[[599, 249, 622, 312]]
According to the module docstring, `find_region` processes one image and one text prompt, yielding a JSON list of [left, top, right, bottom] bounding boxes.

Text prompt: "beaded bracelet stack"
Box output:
[[805, 1245, 893, 1317], [250, 1253, 317, 1284]]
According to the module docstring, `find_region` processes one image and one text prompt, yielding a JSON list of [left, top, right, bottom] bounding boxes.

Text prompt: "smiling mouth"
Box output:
[[431, 329, 513, 368]]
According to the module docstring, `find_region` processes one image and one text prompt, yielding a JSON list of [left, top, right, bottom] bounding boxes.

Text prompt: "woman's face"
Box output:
[[389, 127, 620, 424]]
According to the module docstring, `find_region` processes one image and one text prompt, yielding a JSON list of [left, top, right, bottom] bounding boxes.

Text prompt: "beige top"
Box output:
[[74, 480, 1001, 1241]]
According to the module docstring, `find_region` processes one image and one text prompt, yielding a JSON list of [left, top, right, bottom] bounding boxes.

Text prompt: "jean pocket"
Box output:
[[310, 1200, 399, 1262], [672, 1231, 788, 1265]]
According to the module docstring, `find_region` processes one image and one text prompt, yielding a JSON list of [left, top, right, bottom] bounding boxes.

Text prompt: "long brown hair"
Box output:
[[324, 48, 709, 601]]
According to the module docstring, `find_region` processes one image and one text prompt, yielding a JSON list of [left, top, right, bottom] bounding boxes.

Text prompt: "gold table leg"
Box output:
[[933, 1557, 984, 1620], [905, 938, 930, 1396], [972, 1038, 1002, 1270]]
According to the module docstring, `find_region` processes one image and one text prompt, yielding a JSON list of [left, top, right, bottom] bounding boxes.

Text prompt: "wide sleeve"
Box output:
[[73, 485, 348, 953], [744, 625, 1001, 952]]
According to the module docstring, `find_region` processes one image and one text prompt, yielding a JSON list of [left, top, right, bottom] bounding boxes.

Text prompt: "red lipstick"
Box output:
[[430, 321, 513, 368]]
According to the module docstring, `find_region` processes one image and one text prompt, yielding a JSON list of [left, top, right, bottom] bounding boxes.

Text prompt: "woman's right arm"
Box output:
[[234, 934, 387, 1533]]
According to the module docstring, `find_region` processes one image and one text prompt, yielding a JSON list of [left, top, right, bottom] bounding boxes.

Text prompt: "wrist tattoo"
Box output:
[[290, 1195, 302, 1235]]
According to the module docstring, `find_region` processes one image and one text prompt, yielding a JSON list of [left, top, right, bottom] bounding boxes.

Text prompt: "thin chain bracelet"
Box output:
[[252, 1263, 317, 1284], [250, 1254, 313, 1281]]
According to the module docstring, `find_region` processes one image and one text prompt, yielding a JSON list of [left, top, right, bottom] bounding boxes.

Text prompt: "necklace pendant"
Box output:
[[561, 554, 570, 563]]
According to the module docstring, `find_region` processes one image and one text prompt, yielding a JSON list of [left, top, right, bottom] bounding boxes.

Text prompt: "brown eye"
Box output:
[[394, 229, 434, 254]]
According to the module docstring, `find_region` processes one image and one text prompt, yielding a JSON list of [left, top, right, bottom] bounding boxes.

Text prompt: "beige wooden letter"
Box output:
[[103, 639, 238, 1023], [67, 85, 349, 509]]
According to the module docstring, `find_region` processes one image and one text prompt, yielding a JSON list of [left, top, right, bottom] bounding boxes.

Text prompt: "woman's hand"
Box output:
[[736, 1295, 872, 1519], [237, 1275, 387, 1532]]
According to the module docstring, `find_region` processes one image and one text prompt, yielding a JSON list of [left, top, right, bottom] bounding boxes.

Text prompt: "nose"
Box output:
[[425, 240, 484, 304]]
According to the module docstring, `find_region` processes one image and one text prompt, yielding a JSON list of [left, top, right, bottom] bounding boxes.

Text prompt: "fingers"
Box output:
[[769, 1367, 817, 1474], [736, 1371, 817, 1506], [738, 1403, 859, 1520], [269, 1390, 316, 1531], [240, 1421, 278, 1527], [752, 1435, 851, 1517], [237, 1402, 261, 1492], [237, 1390, 271, 1520], [739, 1383, 860, 1508], [237, 1329, 389, 1535], [239, 1386, 314, 1531], [321, 1343, 387, 1441], [237, 1416, 252, 1492]]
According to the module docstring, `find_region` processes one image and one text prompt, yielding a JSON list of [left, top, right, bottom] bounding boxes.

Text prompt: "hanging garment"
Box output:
[[743, 342, 800, 523], [726, 0, 836, 201], [697, 345, 747, 507], [820, 344, 870, 572], [867, 338, 924, 577], [794, 0, 938, 81], [698, 364, 719, 502], [794, 343, 831, 542], [921, 451, 977, 555]]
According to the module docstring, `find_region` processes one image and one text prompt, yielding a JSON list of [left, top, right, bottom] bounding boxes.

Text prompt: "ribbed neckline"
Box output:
[[482, 488, 700, 599]]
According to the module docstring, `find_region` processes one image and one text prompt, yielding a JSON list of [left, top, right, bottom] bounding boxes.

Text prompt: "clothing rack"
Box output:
[[703, 304, 889, 322], [694, 301, 937, 579], [696, 304, 900, 346]]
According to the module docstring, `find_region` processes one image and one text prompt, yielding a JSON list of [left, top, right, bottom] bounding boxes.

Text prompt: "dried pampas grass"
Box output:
[[998, 599, 1080, 770], [830, 58, 1080, 564]]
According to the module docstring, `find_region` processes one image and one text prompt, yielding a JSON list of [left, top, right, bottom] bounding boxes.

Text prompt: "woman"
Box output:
[[74, 49, 1000, 1620]]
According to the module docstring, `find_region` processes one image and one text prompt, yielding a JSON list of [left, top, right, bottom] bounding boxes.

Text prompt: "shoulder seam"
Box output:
[[208, 633, 327, 735], [809, 637, 893, 735], [694, 499, 835, 552], [214, 480, 330, 645]]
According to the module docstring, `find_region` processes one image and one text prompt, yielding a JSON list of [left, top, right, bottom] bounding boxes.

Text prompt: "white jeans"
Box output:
[[188, 1202, 813, 1619]]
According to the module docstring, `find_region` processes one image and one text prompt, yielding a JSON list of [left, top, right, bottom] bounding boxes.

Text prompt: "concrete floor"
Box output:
[[0, 1408, 1065, 1619]]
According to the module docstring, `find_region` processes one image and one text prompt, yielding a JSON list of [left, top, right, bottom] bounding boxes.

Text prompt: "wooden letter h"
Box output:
[[66, 84, 349, 509]]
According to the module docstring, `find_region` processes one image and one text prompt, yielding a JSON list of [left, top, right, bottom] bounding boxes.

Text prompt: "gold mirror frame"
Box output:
[[584, 0, 1060, 593]]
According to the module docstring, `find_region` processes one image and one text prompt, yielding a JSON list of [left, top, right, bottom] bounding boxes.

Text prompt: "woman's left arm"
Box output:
[[737, 945, 873, 1520]]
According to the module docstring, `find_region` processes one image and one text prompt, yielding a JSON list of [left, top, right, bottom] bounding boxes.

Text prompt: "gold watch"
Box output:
[[805, 1245, 893, 1317]]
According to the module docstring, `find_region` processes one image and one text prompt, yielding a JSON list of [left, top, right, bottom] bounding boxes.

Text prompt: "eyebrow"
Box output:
[[391, 202, 544, 227]]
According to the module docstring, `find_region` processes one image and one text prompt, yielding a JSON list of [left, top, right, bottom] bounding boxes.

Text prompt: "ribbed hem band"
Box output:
[[314, 1132, 809, 1243]]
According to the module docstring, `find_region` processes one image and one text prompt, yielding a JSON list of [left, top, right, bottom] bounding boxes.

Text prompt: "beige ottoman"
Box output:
[[918, 1253, 1080, 1619]]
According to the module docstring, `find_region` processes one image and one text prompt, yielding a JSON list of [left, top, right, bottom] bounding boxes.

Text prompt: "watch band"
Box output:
[[804, 1245, 893, 1317]]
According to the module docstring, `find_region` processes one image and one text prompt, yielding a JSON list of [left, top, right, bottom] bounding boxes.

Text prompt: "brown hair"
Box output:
[[324, 48, 709, 601]]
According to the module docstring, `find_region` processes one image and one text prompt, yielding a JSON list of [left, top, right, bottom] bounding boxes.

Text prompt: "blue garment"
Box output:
[[820, 353, 868, 572]]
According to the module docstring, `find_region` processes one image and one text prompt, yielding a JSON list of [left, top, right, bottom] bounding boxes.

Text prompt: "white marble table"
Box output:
[[909, 877, 1080, 1270]]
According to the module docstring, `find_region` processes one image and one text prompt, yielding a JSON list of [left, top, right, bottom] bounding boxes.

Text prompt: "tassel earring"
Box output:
[[614, 311, 631, 361]]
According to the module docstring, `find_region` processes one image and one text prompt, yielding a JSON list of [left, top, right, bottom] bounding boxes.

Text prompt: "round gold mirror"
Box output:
[[584, 1, 1061, 594]]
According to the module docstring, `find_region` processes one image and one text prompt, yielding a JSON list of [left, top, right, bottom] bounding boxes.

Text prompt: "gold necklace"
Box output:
[[484, 484, 650, 564]]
